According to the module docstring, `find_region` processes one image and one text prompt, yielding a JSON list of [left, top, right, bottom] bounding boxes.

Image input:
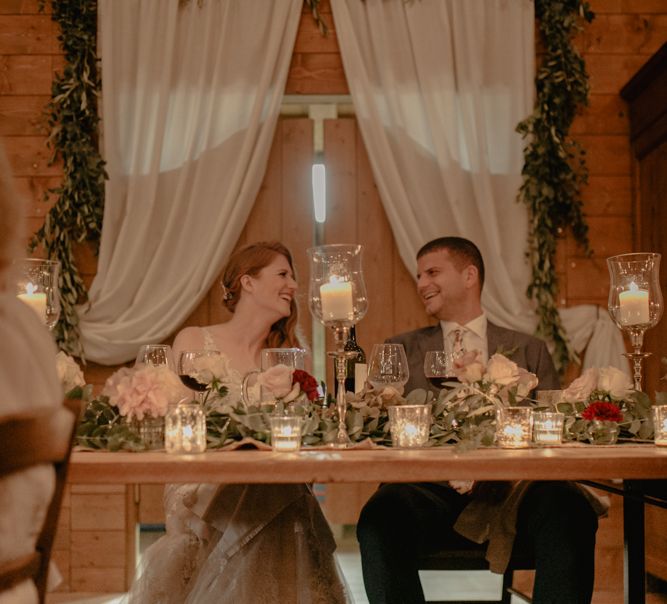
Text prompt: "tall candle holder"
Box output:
[[16, 258, 61, 331], [607, 253, 663, 391], [307, 244, 368, 447]]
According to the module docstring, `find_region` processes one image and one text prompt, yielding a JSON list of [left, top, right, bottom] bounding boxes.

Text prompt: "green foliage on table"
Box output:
[[516, 0, 595, 372], [76, 396, 144, 452], [33, 0, 107, 358]]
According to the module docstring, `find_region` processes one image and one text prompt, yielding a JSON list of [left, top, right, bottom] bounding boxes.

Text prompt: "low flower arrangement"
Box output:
[[70, 352, 665, 451]]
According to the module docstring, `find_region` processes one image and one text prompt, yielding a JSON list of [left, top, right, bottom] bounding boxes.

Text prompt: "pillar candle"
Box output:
[[619, 282, 649, 326], [320, 278, 353, 321], [17, 283, 47, 323]]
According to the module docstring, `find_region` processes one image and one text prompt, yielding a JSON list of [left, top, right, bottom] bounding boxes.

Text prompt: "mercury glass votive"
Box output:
[[653, 406, 667, 446], [165, 402, 207, 454], [495, 407, 533, 448], [388, 405, 431, 448], [270, 416, 302, 452], [533, 411, 564, 445]]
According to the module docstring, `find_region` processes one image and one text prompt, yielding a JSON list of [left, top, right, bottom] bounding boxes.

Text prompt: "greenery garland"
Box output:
[[32, 0, 106, 357], [517, 0, 595, 372]]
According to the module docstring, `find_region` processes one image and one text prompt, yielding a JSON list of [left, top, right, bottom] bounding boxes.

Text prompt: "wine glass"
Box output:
[[135, 344, 175, 370], [423, 350, 459, 391], [367, 343, 410, 392], [177, 350, 222, 402]]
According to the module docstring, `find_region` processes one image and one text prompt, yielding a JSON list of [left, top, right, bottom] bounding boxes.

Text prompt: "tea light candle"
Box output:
[[270, 416, 302, 452], [388, 405, 430, 448], [320, 277, 353, 321], [619, 281, 650, 326], [165, 402, 206, 454], [495, 407, 532, 448], [653, 406, 667, 446], [533, 411, 564, 445], [17, 282, 47, 323]]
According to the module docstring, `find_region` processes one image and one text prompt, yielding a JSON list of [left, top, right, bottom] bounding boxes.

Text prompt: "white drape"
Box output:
[[80, 0, 301, 364], [331, 0, 628, 374]]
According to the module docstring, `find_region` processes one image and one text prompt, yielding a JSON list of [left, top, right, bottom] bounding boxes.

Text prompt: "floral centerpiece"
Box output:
[[429, 352, 538, 449], [556, 366, 653, 443], [56, 351, 86, 396]]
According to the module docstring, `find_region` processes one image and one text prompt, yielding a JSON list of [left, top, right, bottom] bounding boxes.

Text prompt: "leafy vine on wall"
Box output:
[[34, 0, 106, 357], [517, 0, 595, 372]]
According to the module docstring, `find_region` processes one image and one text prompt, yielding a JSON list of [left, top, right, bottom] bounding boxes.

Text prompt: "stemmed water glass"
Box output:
[[135, 344, 175, 370], [367, 343, 410, 392], [177, 350, 222, 402]]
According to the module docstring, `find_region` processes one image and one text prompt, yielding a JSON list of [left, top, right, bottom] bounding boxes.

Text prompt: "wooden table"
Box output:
[[69, 444, 667, 603]]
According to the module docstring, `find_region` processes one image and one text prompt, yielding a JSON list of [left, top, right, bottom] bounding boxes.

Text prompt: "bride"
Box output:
[[126, 241, 349, 604]]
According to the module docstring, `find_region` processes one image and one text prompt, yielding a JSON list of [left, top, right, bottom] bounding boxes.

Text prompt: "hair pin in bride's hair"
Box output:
[[221, 282, 233, 301]]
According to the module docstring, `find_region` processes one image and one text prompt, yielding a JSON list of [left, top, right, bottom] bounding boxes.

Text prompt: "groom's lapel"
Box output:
[[416, 325, 444, 360]]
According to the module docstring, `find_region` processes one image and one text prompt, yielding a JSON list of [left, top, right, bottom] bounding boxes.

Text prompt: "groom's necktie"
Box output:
[[450, 328, 465, 356]]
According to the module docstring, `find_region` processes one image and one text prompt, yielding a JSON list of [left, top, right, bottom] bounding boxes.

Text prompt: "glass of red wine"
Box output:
[[178, 350, 221, 402], [423, 350, 460, 391]]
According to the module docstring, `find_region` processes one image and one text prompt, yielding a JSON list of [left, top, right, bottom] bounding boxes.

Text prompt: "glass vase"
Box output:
[[586, 420, 619, 445], [136, 415, 165, 450]]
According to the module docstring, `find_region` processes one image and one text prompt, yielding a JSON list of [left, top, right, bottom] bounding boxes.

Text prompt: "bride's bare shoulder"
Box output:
[[173, 326, 205, 352]]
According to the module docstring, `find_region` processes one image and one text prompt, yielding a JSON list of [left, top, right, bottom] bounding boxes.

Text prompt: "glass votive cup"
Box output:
[[270, 416, 302, 452], [387, 405, 431, 448], [495, 407, 533, 448], [533, 411, 564, 445], [652, 405, 667, 446], [165, 402, 207, 454]]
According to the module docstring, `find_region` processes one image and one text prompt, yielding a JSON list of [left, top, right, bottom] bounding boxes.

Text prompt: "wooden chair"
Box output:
[[418, 545, 533, 604], [0, 399, 81, 603]]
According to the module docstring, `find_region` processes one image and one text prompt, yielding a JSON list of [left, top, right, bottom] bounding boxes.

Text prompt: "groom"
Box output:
[[357, 236, 603, 604]]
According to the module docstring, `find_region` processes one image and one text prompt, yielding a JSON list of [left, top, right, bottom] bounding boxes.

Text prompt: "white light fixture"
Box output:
[[312, 162, 326, 223]]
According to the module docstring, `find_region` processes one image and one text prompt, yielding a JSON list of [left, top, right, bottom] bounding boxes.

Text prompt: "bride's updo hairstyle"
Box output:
[[221, 241, 301, 349]]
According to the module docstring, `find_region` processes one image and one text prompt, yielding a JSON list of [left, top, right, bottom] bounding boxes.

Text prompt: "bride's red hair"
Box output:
[[221, 241, 303, 349]]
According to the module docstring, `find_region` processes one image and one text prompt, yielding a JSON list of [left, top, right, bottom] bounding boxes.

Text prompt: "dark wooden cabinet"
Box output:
[[621, 44, 667, 584]]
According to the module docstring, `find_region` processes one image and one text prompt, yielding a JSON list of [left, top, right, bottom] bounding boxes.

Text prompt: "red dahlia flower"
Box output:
[[292, 369, 320, 401], [581, 401, 623, 423]]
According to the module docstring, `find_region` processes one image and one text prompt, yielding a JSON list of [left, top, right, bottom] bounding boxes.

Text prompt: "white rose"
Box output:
[[484, 354, 520, 386], [257, 364, 294, 398], [191, 354, 231, 384], [561, 367, 598, 402], [453, 350, 484, 384], [597, 366, 633, 399], [55, 351, 85, 394]]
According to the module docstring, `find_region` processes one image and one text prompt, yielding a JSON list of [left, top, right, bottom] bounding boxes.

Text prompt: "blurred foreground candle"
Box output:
[[619, 281, 650, 326], [388, 405, 430, 448], [653, 406, 667, 446], [270, 416, 302, 452], [496, 407, 532, 448], [533, 411, 564, 445], [17, 282, 47, 322], [165, 402, 206, 454], [320, 277, 353, 321]]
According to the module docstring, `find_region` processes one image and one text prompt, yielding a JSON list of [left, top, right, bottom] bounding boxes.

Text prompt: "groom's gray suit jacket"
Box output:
[[387, 321, 560, 393]]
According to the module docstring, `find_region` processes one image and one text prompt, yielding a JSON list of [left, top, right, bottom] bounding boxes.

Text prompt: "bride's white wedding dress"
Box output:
[[126, 337, 349, 604]]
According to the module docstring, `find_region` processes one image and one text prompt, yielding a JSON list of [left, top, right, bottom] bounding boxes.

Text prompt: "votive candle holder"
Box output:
[[388, 405, 431, 448], [495, 407, 533, 448], [270, 416, 302, 452], [165, 402, 206, 454], [653, 405, 667, 446], [533, 411, 564, 445]]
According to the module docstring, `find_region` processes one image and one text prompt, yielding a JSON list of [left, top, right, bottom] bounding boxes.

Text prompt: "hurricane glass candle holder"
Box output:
[[495, 407, 532, 448], [16, 258, 61, 331], [607, 253, 663, 391], [165, 402, 207, 454], [653, 405, 667, 446], [307, 244, 368, 447], [270, 416, 302, 452], [388, 405, 430, 448], [533, 411, 564, 445]]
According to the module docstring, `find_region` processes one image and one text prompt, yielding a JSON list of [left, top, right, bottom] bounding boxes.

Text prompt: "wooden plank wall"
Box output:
[[1, 0, 666, 597]]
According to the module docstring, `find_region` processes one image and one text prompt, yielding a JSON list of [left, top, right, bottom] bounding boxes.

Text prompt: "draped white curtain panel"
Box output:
[[330, 0, 628, 373], [79, 0, 302, 364]]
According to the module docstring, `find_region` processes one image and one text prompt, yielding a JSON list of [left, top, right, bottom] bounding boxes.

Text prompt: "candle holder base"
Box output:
[[622, 350, 651, 392]]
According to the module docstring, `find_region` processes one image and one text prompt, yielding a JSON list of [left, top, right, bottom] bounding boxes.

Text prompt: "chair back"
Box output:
[[0, 399, 81, 602]]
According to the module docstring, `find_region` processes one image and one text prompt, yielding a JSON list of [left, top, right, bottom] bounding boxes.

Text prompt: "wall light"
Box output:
[[312, 162, 326, 223]]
